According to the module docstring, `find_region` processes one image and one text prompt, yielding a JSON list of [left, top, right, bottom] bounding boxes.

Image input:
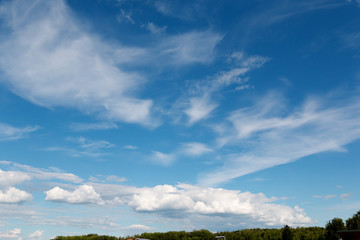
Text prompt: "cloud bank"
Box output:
[[45, 183, 312, 227]]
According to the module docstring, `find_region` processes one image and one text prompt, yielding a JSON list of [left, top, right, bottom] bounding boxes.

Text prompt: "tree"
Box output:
[[346, 210, 360, 230], [282, 225, 293, 240], [325, 217, 345, 240]]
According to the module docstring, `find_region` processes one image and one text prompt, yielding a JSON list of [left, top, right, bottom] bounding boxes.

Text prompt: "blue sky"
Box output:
[[0, 0, 360, 239]]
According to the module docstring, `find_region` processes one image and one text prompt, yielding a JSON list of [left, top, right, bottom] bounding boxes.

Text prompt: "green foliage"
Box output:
[[325, 218, 345, 240], [52, 234, 121, 240], [346, 210, 360, 230]]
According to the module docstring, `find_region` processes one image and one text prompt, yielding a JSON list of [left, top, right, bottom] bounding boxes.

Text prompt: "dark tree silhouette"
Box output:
[[282, 225, 293, 240]]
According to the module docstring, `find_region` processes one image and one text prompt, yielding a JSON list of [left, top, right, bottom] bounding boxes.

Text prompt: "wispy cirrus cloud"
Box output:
[[0, 123, 39, 141], [181, 142, 213, 156], [199, 91, 360, 186], [45, 136, 115, 158], [0, 161, 83, 183], [69, 122, 118, 131], [143, 22, 167, 34], [0, 0, 154, 126], [159, 31, 223, 65], [150, 151, 176, 166], [181, 51, 269, 125]]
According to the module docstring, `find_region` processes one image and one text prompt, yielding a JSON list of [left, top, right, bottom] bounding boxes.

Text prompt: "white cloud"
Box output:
[[0, 161, 83, 183], [160, 31, 222, 65], [29, 230, 43, 238], [184, 96, 218, 125], [45, 136, 115, 157], [70, 137, 115, 150], [181, 142, 213, 156], [106, 175, 127, 183], [0, 0, 154, 126], [340, 193, 351, 200], [0, 187, 32, 204], [0, 169, 31, 189], [144, 22, 166, 34], [87, 181, 311, 227], [0, 228, 22, 239], [181, 51, 269, 125], [117, 9, 135, 24], [123, 145, 138, 150], [0, 123, 39, 141], [150, 151, 176, 166], [69, 122, 118, 131], [45, 185, 104, 204], [199, 92, 360, 186], [323, 194, 337, 200], [128, 184, 312, 226], [122, 224, 151, 231]]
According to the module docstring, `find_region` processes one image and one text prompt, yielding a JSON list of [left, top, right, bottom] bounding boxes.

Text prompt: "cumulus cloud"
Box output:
[[0, 0, 154, 126], [45, 185, 104, 204], [41, 180, 311, 227], [0, 169, 32, 204], [0, 123, 39, 141], [128, 184, 312, 226], [0, 228, 22, 239], [0, 169, 31, 189], [29, 230, 43, 238], [199, 92, 360, 186], [0, 187, 32, 204]]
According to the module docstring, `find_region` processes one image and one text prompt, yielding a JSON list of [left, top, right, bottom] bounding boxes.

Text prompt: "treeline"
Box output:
[[135, 227, 325, 240], [53, 210, 360, 240]]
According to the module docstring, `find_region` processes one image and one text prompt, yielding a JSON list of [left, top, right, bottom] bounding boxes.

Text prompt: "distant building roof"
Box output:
[[338, 230, 360, 240]]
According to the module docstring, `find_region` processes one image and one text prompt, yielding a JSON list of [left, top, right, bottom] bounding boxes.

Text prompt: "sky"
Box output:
[[0, 0, 360, 239]]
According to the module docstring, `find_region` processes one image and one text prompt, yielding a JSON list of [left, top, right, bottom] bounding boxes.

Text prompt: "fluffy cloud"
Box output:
[[41, 180, 312, 227], [0, 123, 39, 141], [0, 228, 22, 239], [29, 230, 43, 238], [0, 187, 32, 204], [0, 0, 154, 126], [199, 92, 360, 186], [45, 185, 104, 204], [128, 184, 312, 226], [0, 169, 31, 188]]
